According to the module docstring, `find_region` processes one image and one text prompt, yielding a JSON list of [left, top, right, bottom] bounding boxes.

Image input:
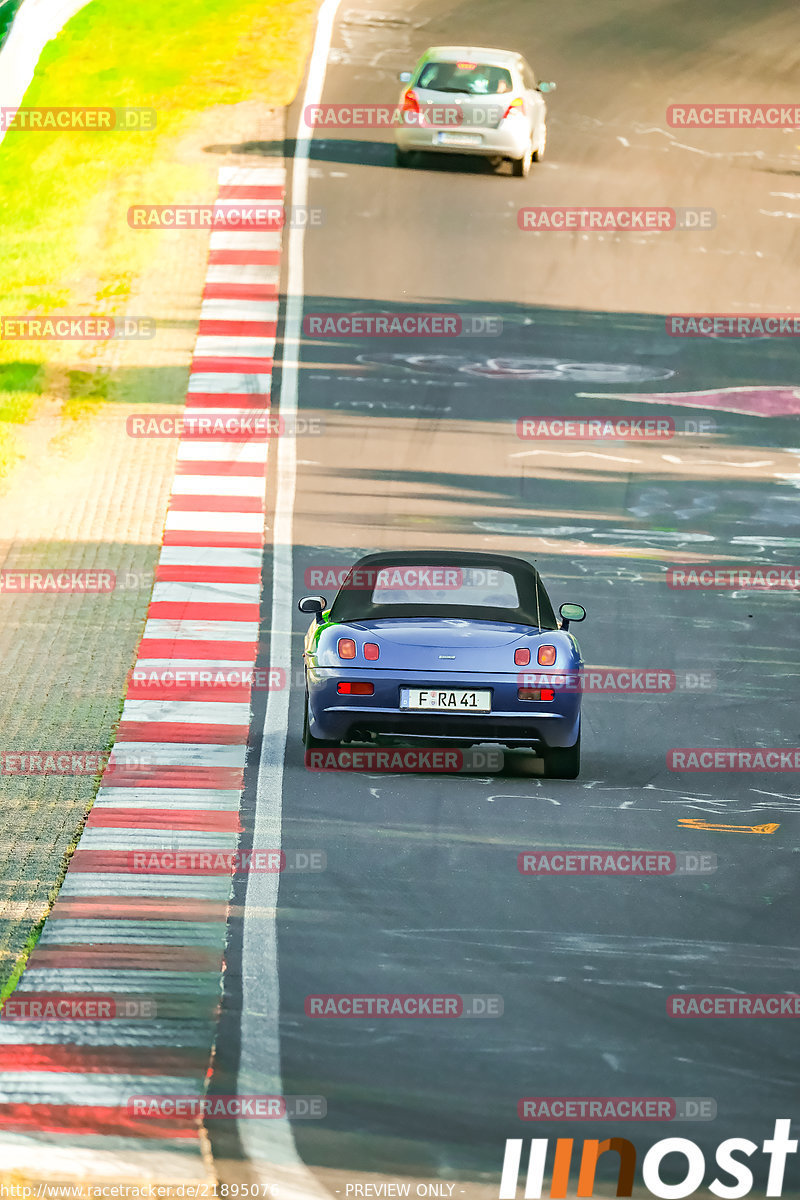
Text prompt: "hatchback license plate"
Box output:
[[400, 687, 491, 712], [437, 132, 482, 146]]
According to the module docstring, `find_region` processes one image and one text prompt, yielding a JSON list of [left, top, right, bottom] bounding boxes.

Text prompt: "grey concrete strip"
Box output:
[[58, 874, 234, 897], [118, 699, 253, 725], [92, 788, 243, 809], [158, 546, 264, 567], [0, 1023, 216, 1046], [17, 970, 223, 992], [150, 581, 261, 605], [78, 829, 240, 850], [0, 1135, 208, 1180], [0, 1074, 204, 1104], [109, 743, 248, 767], [37, 920, 229, 945], [142, 617, 259, 641]]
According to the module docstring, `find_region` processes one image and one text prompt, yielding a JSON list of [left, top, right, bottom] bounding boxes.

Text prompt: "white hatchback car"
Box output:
[[395, 45, 555, 177]]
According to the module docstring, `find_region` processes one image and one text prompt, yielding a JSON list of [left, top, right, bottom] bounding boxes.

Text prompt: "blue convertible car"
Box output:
[[299, 550, 586, 777]]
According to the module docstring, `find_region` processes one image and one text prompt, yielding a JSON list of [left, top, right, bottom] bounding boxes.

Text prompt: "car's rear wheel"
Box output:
[[395, 147, 413, 167], [532, 123, 547, 162], [303, 693, 339, 750], [512, 140, 533, 177], [542, 730, 580, 779]]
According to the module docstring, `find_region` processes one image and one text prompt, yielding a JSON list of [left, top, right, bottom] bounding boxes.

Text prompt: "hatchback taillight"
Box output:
[[502, 97, 525, 119], [337, 638, 356, 659], [520, 686, 556, 700], [518, 688, 555, 702], [337, 682, 374, 695], [401, 88, 421, 115]]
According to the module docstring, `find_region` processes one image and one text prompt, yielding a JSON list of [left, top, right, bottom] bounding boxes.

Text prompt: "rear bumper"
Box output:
[[306, 668, 581, 748], [395, 122, 530, 158]]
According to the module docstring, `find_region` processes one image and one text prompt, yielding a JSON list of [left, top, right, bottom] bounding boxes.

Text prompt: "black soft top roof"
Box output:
[[327, 550, 558, 629]]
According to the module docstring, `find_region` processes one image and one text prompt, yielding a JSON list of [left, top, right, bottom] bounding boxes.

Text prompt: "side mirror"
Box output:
[[298, 595, 327, 623], [398, 71, 413, 84], [537, 81, 556, 93], [559, 602, 585, 631]]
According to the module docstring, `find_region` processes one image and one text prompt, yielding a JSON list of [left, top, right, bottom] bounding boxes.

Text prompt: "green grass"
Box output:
[[0, 362, 45, 474], [0, 920, 45, 1006], [0, 693, 144, 1003], [0, 362, 43, 417], [0, 0, 317, 474], [0, 0, 24, 47]]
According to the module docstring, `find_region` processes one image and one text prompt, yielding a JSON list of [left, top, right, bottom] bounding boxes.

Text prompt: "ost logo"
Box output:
[[499, 1119, 796, 1197]]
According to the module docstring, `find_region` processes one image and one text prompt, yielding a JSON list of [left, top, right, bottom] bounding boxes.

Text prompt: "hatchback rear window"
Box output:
[[328, 556, 558, 630], [371, 566, 519, 608], [416, 61, 514, 96]]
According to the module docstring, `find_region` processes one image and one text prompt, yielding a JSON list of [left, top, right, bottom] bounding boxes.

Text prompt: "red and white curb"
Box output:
[[0, 164, 284, 1179]]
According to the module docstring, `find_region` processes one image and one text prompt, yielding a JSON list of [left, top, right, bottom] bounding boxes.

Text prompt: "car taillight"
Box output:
[[337, 638, 356, 659], [502, 97, 525, 119], [363, 643, 380, 660], [538, 645, 556, 666], [337, 682, 374, 695], [401, 88, 421, 115], [518, 688, 556, 702], [514, 647, 531, 666]]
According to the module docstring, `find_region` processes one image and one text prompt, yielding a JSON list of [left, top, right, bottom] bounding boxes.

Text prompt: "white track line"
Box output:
[[237, 0, 342, 1193]]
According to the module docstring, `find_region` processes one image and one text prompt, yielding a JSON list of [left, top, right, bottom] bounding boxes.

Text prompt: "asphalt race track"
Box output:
[[207, 0, 800, 1191]]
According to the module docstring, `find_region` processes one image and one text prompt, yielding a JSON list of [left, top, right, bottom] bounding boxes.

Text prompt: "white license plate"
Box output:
[[400, 687, 491, 713], [437, 132, 482, 147]]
